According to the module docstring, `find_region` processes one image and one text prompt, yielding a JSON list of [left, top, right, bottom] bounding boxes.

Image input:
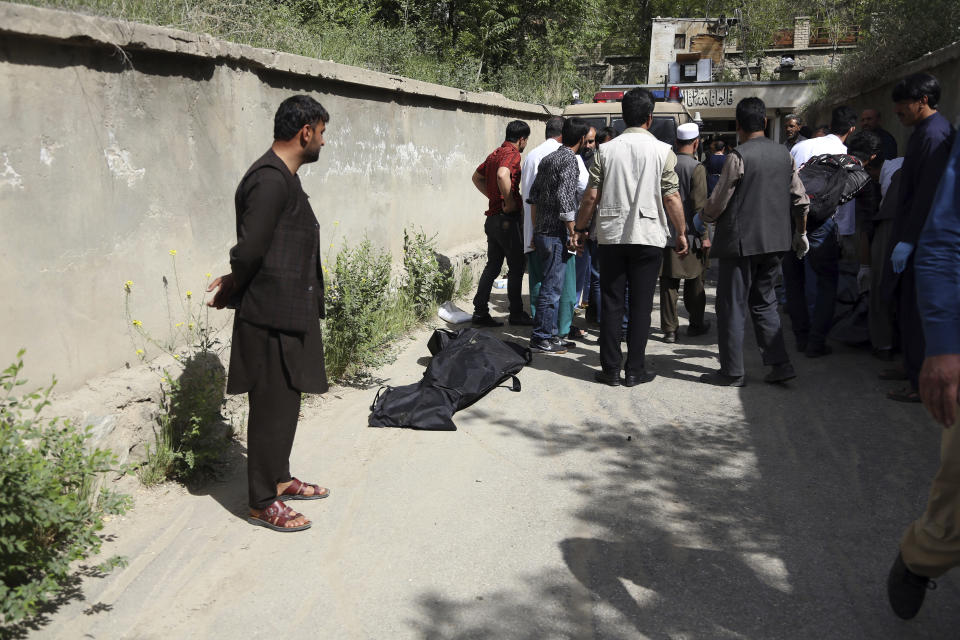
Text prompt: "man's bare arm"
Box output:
[[663, 192, 688, 256], [576, 187, 599, 234], [471, 170, 486, 196], [496, 166, 516, 212]]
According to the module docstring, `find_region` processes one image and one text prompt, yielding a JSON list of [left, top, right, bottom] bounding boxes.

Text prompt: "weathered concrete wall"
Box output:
[[804, 41, 960, 150], [0, 2, 555, 390]]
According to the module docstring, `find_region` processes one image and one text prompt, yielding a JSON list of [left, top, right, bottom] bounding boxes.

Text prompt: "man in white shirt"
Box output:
[[782, 105, 857, 357]]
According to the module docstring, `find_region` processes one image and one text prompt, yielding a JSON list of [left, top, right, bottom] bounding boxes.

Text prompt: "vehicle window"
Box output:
[[612, 118, 626, 134], [579, 117, 608, 131], [650, 116, 677, 145]]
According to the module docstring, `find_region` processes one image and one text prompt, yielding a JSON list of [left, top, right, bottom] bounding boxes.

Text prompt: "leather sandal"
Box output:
[[248, 500, 311, 532], [279, 477, 330, 501], [887, 386, 921, 403]]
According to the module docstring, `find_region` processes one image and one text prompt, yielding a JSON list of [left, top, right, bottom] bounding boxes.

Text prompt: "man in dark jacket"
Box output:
[[885, 73, 956, 403], [207, 95, 331, 532], [699, 97, 810, 386]]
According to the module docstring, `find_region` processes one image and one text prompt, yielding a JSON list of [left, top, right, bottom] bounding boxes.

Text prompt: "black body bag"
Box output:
[[368, 328, 531, 430]]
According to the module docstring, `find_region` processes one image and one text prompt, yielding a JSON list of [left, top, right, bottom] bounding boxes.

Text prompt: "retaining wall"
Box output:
[[0, 2, 556, 390], [804, 41, 960, 150]]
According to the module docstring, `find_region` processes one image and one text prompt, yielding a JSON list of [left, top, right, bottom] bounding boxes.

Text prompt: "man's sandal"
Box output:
[[887, 386, 922, 403], [248, 500, 311, 532], [279, 477, 330, 501]]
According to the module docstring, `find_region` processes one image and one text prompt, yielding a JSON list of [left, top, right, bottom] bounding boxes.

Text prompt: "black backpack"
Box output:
[[368, 328, 530, 430], [798, 154, 868, 230]]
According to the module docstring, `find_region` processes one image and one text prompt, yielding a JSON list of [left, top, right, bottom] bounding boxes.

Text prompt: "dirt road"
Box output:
[[26, 285, 959, 639]]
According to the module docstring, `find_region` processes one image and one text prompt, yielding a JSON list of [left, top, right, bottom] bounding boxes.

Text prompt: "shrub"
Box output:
[[402, 228, 453, 319], [124, 251, 230, 486], [324, 238, 396, 380], [0, 350, 130, 624]]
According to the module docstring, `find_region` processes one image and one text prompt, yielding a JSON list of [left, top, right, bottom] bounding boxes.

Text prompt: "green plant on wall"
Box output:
[[123, 250, 230, 486], [0, 350, 131, 624]]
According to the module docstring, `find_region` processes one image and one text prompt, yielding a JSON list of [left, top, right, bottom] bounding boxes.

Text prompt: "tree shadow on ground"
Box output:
[[405, 314, 959, 638]]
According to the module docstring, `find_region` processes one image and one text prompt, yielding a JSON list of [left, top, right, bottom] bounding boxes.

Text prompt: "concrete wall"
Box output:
[[0, 2, 555, 390], [804, 42, 960, 151]]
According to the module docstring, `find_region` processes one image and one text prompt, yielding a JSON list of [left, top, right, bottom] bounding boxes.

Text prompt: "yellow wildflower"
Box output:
[[132, 319, 142, 327], [185, 290, 193, 298], [205, 272, 212, 279], [169, 249, 177, 256], [124, 280, 134, 292], [173, 354, 181, 360], [188, 323, 195, 330], [329, 243, 334, 249], [135, 349, 144, 356], [333, 221, 340, 225], [175, 322, 184, 328]]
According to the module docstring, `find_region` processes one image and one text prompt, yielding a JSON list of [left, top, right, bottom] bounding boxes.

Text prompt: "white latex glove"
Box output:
[[792, 231, 809, 259], [857, 265, 871, 293]]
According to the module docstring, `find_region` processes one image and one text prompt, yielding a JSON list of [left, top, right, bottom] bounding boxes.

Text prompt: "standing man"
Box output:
[[471, 120, 532, 327], [887, 134, 960, 620], [574, 88, 689, 387], [699, 97, 809, 386], [521, 116, 582, 339], [527, 118, 591, 353], [574, 126, 598, 312], [860, 108, 899, 162], [885, 73, 955, 403], [784, 105, 858, 357], [783, 114, 807, 151], [660, 123, 710, 343], [207, 95, 331, 533]]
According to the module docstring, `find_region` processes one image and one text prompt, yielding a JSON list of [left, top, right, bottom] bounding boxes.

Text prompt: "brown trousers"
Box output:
[[901, 405, 960, 577]]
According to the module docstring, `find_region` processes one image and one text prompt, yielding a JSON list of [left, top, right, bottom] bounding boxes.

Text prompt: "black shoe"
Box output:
[[566, 326, 587, 340], [764, 362, 796, 383], [509, 312, 535, 326], [795, 335, 808, 353], [594, 370, 621, 386], [530, 337, 567, 354], [700, 371, 746, 387], [663, 331, 677, 344], [552, 336, 575, 349], [686, 321, 711, 337], [805, 343, 833, 358], [472, 314, 503, 327], [872, 347, 895, 361], [887, 552, 935, 620], [623, 370, 656, 387]]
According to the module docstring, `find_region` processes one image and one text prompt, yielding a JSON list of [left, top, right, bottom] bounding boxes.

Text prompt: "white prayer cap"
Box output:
[[677, 123, 700, 141]]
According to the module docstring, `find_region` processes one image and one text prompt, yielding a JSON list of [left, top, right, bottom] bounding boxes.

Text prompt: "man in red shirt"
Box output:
[[471, 120, 534, 326]]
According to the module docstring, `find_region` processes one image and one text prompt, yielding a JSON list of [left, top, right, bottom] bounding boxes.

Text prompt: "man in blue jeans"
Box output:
[[527, 118, 590, 354]]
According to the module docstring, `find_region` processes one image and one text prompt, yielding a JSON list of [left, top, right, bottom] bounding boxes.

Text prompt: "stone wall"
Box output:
[[0, 2, 556, 390]]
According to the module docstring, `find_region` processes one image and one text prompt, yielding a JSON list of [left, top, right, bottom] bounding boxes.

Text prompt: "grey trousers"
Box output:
[[716, 254, 791, 377]]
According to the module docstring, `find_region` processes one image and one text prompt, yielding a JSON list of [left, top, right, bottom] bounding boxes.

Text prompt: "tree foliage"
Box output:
[[26, 0, 955, 104]]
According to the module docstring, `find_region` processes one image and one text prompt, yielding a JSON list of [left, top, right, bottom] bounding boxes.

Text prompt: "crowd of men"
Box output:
[[470, 73, 959, 619]]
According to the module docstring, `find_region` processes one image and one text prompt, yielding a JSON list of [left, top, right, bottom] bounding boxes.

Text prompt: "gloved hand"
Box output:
[[891, 242, 915, 274], [692, 212, 706, 235], [792, 231, 809, 259], [857, 265, 871, 293]]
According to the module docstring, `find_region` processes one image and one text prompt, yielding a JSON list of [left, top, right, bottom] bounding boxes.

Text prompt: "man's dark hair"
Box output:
[[597, 126, 617, 144], [892, 73, 941, 109], [710, 139, 726, 153], [735, 97, 766, 133], [622, 88, 655, 128], [274, 95, 329, 141], [545, 116, 566, 139], [562, 118, 590, 147], [830, 106, 858, 135], [800, 125, 814, 138], [846, 130, 882, 165], [816, 124, 830, 136], [505, 120, 531, 142], [784, 113, 802, 125]]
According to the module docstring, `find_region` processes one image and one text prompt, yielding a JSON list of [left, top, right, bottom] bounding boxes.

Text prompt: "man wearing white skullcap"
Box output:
[[660, 122, 711, 343]]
